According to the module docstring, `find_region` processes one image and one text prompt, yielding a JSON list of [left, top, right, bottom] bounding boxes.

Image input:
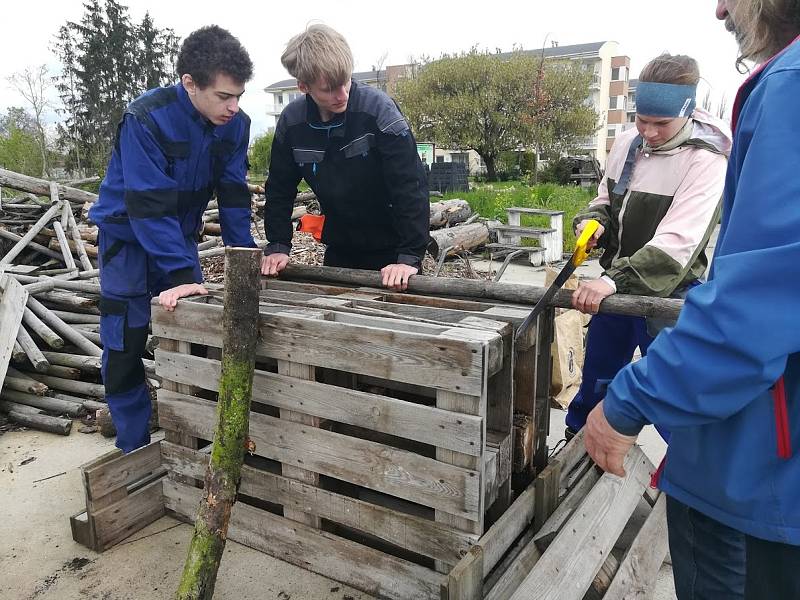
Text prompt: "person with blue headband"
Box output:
[[566, 54, 732, 443], [567, 53, 743, 597]]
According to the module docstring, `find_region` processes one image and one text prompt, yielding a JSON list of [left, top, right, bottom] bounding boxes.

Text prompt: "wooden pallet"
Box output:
[[148, 289, 533, 600], [484, 431, 668, 600], [254, 278, 554, 481], [69, 439, 166, 552]]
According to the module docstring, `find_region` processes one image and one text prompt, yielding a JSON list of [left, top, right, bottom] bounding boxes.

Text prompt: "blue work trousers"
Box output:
[[98, 229, 201, 453]]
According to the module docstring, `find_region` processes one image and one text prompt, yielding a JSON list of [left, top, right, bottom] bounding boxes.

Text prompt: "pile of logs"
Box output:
[[427, 198, 491, 259], [0, 169, 111, 436]]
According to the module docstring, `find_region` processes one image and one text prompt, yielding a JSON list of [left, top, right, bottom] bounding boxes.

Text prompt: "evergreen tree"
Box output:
[[52, 0, 179, 174]]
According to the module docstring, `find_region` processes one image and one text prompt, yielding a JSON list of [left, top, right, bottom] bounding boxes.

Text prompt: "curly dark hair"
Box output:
[[176, 25, 253, 88]]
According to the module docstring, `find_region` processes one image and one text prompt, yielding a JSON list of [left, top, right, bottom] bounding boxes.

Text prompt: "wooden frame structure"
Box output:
[[69, 278, 669, 599]]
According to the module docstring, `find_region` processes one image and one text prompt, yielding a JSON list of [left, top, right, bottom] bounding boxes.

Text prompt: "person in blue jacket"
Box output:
[[584, 2, 800, 598], [89, 25, 256, 453]]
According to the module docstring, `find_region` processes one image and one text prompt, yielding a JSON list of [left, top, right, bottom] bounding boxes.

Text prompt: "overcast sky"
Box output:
[[1, 0, 746, 139]]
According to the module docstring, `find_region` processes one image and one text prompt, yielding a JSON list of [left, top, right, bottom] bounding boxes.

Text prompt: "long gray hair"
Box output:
[[729, 0, 800, 67]]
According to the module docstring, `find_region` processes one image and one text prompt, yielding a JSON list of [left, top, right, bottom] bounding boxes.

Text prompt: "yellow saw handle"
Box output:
[[572, 219, 601, 266]]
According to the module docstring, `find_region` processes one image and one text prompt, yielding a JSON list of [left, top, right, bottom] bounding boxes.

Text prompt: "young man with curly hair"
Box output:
[[89, 25, 257, 453]]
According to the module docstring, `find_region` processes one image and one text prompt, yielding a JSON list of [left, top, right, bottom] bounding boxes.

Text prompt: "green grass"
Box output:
[[440, 181, 594, 251]]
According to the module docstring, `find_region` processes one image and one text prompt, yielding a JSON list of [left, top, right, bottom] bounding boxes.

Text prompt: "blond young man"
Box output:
[[585, 2, 800, 598], [261, 24, 429, 291]]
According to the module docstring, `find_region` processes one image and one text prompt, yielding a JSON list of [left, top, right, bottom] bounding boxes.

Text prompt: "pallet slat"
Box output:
[[151, 300, 496, 396]]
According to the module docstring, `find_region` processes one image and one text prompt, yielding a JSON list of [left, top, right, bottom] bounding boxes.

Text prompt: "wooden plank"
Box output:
[[479, 470, 537, 578], [164, 479, 444, 600], [533, 462, 560, 531], [0, 277, 29, 392], [484, 432, 512, 510], [278, 356, 321, 529], [155, 350, 483, 457], [152, 300, 491, 395], [484, 530, 541, 600], [158, 390, 481, 519], [435, 387, 486, 572], [553, 428, 589, 488], [92, 477, 165, 550], [533, 308, 555, 471], [509, 447, 653, 600], [603, 494, 668, 600], [69, 510, 93, 549], [447, 545, 484, 600], [533, 464, 602, 551], [157, 338, 200, 453], [84, 440, 162, 500], [162, 441, 476, 565]]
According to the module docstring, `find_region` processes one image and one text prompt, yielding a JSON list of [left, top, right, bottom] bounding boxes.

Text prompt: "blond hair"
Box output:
[[729, 0, 800, 66], [281, 24, 353, 87], [639, 54, 700, 85]]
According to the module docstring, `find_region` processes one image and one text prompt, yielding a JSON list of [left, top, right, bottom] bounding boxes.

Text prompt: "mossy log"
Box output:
[[176, 247, 262, 600]]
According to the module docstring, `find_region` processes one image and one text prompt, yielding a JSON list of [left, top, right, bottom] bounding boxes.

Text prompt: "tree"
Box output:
[[7, 65, 54, 177], [248, 132, 274, 177], [52, 0, 179, 174], [0, 107, 44, 176], [396, 49, 598, 181]]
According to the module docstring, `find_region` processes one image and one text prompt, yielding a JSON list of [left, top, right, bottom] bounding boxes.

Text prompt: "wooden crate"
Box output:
[[151, 289, 528, 600], [254, 277, 554, 480]]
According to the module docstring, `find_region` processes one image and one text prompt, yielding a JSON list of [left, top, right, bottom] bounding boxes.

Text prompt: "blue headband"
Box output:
[[635, 82, 697, 118]]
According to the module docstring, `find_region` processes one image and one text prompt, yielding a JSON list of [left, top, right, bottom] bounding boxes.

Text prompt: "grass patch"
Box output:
[[440, 181, 594, 251]]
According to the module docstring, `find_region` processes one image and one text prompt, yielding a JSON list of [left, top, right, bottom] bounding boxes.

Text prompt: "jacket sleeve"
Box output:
[[263, 121, 301, 256], [119, 114, 199, 287], [604, 150, 727, 296], [604, 72, 800, 435], [217, 117, 256, 248], [573, 175, 615, 247], [376, 110, 430, 267]]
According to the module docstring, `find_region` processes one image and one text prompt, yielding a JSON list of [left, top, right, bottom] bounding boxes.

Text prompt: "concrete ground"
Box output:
[[2, 236, 705, 599]]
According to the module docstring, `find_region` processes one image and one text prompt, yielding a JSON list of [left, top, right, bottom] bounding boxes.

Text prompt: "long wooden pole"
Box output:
[[0, 168, 98, 204], [0, 201, 63, 265], [176, 247, 262, 600], [279, 265, 685, 321]]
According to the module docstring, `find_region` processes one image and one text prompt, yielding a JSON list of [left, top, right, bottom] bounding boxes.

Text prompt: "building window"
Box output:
[[628, 113, 636, 123], [609, 96, 626, 110], [611, 66, 628, 81], [277, 94, 284, 105], [607, 127, 616, 138]]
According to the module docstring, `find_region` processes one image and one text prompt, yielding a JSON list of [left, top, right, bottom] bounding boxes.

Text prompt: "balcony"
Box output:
[[265, 104, 285, 117]]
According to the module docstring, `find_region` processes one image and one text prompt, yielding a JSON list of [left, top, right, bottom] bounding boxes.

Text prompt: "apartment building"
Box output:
[[263, 41, 631, 170]]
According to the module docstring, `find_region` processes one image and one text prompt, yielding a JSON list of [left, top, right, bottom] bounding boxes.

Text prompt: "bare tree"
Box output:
[[8, 65, 53, 178], [717, 93, 729, 120], [372, 51, 389, 92], [701, 89, 713, 112]]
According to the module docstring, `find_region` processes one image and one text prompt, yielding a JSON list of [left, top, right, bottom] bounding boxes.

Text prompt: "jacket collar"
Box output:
[[304, 79, 360, 137], [732, 35, 800, 132]]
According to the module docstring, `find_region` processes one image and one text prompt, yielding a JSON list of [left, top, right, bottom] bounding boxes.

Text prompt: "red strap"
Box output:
[[650, 456, 666, 489], [773, 376, 792, 459]]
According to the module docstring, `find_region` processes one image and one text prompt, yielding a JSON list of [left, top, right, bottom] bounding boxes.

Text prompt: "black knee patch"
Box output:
[[104, 325, 149, 394]]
